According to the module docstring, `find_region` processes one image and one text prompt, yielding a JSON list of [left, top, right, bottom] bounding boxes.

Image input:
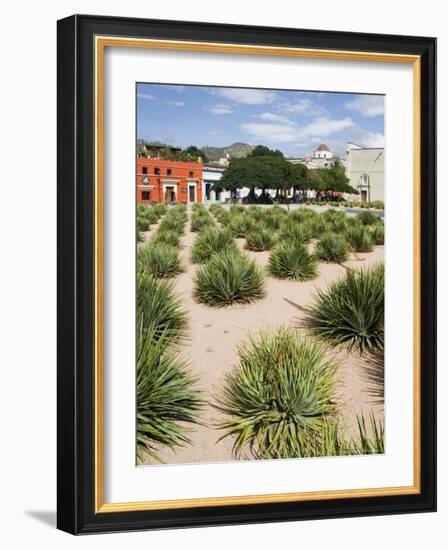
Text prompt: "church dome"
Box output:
[[316, 144, 330, 152]]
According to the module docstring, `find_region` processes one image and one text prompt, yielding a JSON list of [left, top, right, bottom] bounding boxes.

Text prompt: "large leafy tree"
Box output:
[[249, 145, 284, 158], [315, 160, 358, 194]]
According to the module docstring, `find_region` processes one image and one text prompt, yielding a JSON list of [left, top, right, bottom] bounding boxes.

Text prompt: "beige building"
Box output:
[[345, 142, 384, 203], [288, 144, 345, 170]]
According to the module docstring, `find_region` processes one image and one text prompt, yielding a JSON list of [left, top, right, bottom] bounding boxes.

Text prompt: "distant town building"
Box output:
[[288, 144, 345, 170], [202, 166, 226, 203], [345, 142, 384, 202], [138, 143, 182, 159], [314, 143, 333, 159], [136, 158, 203, 204]]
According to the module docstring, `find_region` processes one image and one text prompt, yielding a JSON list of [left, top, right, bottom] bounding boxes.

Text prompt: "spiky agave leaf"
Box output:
[[137, 326, 203, 463], [268, 241, 318, 281], [369, 222, 385, 245], [314, 233, 349, 263], [191, 226, 237, 264], [215, 328, 336, 459], [306, 263, 384, 354], [137, 242, 183, 279], [194, 249, 265, 307], [137, 271, 187, 344], [245, 227, 277, 251], [346, 225, 374, 252], [152, 228, 181, 248]]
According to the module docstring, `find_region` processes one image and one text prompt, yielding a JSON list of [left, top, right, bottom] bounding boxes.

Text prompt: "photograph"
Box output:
[[135, 83, 386, 466]]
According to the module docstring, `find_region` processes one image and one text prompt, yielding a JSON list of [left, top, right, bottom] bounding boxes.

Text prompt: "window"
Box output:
[[142, 191, 150, 201], [189, 171, 194, 177], [167, 168, 172, 175], [142, 166, 148, 174], [154, 167, 160, 175]]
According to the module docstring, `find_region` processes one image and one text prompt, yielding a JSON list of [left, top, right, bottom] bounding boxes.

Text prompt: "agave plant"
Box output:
[[152, 229, 181, 248], [229, 215, 252, 238], [137, 243, 183, 279], [194, 249, 265, 306], [315, 233, 349, 263], [306, 263, 384, 354], [137, 227, 144, 243], [191, 226, 237, 263], [268, 241, 318, 281], [357, 210, 381, 226], [215, 328, 336, 459], [369, 223, 385, 245], [245, 227, 276, 251], [346, 225, 374, 252], [152, 203, 168, 217], [137, 216, 150, 232], [137, 325, 202, 463], [159, 216, 185, 235], [190, 213, 215, 232], [304, 216, 328, 239], [137, 271, 187, 343], [279, 220, 313, 244]]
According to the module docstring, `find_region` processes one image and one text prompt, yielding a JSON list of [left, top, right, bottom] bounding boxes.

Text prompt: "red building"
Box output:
[[136, 158, 203, 204]]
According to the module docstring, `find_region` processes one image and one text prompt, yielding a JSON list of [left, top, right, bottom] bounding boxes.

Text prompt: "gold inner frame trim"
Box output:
[[94, 36, 421, 514]]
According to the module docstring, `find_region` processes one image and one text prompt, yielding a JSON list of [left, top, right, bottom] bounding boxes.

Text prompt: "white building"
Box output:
[[314, 143, 333, 159], [288, 144, 345, 170], [345, 142, 384, 203]]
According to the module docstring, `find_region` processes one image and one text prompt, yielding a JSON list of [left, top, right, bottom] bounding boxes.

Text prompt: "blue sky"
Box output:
[[137, 83, 384, 158]]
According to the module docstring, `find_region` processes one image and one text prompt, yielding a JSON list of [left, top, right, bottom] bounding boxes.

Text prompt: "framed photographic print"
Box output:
[[57, 14, 436, 534]]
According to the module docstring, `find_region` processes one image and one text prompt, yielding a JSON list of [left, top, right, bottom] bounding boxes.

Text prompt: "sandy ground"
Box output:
[[143, 209, 384, 465]]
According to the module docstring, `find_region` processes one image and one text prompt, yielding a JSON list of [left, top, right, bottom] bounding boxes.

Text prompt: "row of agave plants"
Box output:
[[136, 201, 168, 242], [136, 204, 203, 463], [194, 205, 384, 458], [136, 203, 385, 463]]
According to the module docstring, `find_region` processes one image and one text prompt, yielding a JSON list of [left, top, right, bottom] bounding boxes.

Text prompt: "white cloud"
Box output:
[[137, 93, 154, 100], [240, 116, 353, 143], [207, 104, 234, 115], [257, 112, 292, 124], [281, 99, 326, 116], [345, 95, 384, 117], [211, 88, 277, 105], [166, 100, 185, 107]]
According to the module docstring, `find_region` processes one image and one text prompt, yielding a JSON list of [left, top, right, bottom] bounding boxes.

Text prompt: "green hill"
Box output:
[[201, 142, 254, 161]]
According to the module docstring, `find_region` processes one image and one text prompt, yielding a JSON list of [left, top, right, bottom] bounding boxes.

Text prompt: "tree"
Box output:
[[179, 145, 209, 163], [249, 145, 284, 158], [216, 155, 295, 202], [316, 160, 358, 194]]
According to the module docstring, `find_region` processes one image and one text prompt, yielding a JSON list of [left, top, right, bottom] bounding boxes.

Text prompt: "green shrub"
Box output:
[[369, 223, 385, 245], [357, 211, 380, 225], [159, 216, 185, 234], [215, 328, 336, 459], [229, 215, 252, 238], [315, 234, 349, 263], [137, 272, 187, 342], [305, 216, 328, 238], [152, 229, 180, 248], [245, 228, 276, 251], [137, 228, 144, 242], [369, 200, 385, 210], [194, 249, 265, 306], [190, 213, 214, 232], [306, 263, 384, 354], [191, 226, 237, 263], [216, 209, 231, 226], [137, 326, 202, 463], [279, 220, 313, 244], [137, 216, 150, 232], [137, 243, 183, 279], [346, 225, 374, 252], [153, 203, 168, 217], [268, 241, 318, 281]]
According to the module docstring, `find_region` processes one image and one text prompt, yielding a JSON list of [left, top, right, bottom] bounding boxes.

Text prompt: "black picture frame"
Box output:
[[57, 14, 436, 534]]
